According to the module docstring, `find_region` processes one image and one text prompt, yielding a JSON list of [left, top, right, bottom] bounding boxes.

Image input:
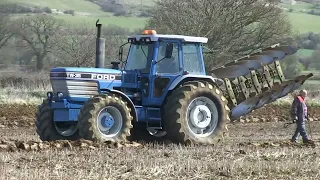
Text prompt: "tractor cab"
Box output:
[[118, 30, 210, 107], [122, 30, 207, 75]]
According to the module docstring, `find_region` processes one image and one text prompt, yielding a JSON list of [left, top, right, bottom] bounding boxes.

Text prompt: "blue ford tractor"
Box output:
[[35, 21, 313, 145]]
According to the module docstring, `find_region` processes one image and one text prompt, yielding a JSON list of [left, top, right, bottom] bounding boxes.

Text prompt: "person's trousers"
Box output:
[[292, 119, 309, 142]]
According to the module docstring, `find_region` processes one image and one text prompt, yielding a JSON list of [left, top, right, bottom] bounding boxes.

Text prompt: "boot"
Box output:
[[303, 139, 315, 145], [290, 139, 298, 143]]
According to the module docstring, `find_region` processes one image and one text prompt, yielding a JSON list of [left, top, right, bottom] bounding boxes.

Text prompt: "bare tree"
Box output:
[[12, 14, 63, 71], [146, 0, 293, 68], [0, 14, 13, 50], [52, 22, 96, 67], [52, 23, 131, 68], [103, 25, 131, 63]]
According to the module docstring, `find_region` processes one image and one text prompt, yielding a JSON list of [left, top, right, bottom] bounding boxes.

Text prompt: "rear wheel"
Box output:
[[35, 100, 79, 141], [163, 81, 230, 145], [77, 94, 133, 143]]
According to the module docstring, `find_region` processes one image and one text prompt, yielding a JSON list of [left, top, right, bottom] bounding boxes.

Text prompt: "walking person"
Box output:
[[290, 89, 314, 144]]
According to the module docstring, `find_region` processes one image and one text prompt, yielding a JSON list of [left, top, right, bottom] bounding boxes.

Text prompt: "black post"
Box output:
[[95, 19, 105, 68]]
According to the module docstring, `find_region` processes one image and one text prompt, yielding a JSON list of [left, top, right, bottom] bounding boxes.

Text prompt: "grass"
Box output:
[[0, 87, 49, 105], [300, 70, 320, 81], [1, 0, 320, 33], [53, 14, 148, 30], [0, 0, 155, 12], [297, 49, 314, 57], [0, 70, 320, 105], [0, 0, 104, 14], [271, 96, 320, 107], [280, 1, 320, 34], [9, 13, 148, 30], [300, 70, 320, 75], [2, 0, 320, 33], [119, 0, 155, 7], [288, 12, 320, 33], [304, 79, 320, 85], [1, 0, 149, 30], [281, 1, 314, 11]]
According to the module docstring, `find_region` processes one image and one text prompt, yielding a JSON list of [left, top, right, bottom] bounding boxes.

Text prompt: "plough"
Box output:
[[210, 44, 313, 121]]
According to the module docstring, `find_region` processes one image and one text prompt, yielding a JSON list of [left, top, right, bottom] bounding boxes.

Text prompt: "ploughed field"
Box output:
[[0, 104, 320, 179]]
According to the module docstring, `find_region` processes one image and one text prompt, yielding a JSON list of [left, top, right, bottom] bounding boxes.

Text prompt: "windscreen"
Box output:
[[124, 42, 154, 73]]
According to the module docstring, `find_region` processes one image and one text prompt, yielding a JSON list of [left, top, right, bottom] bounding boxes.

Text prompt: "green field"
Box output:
[[281, 1, 313, 11], [0, 0, 155, 14], [1, 0, 320, 32], [300, 70, 320, 77], [304, 79, 320, 85], [0, 0, 104, 14], [296, 49, 315, 57], [288, 12, 320, 33], [119, 0, 155, 7], [281, 1, 320, 33], [53, 14, 148, 29], [1, 0, 150, 30]]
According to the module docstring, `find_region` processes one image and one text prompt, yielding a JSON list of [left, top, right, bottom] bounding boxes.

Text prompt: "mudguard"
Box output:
[[103, 89, 138, 122], [168, 74, 224, 90]]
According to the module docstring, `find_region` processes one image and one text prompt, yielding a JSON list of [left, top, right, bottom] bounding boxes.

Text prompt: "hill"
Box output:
[[0, 0, 319, 33], [283, 1, 320, 33], [0, 0, 151, 30], [0, 0, 103, 14]]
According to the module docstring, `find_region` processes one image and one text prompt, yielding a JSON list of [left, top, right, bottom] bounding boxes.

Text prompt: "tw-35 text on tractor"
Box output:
[[35, 22, 313, 145]]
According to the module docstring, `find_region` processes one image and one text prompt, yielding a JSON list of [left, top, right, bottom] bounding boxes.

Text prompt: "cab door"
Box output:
[[148, 39, 182, 106]]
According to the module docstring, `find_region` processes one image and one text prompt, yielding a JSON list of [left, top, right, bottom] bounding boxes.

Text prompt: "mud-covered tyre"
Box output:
[[77, 94, 133, 143], [35, 100, 79, 141], [163, 81, 230, 145]]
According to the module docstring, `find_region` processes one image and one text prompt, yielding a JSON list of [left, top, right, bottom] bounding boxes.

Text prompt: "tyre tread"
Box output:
[[77, 93, 133, 143], [163, 81, 230, 145]]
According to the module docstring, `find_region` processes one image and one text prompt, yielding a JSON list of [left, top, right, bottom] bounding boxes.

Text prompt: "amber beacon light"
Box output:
[[142, 30, 157, 35]]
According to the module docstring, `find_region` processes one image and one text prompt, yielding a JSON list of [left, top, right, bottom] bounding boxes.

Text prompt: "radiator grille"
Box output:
[[51, 80, 99, 98]]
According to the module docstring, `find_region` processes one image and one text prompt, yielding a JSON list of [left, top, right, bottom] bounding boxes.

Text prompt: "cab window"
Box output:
[[182, 43, 203, 74], [125, 42, 154, 73], [155, 42, 180, 74]]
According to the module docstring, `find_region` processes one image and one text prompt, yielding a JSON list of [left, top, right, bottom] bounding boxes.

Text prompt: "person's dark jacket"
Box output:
[[290, 95, 308, 122]]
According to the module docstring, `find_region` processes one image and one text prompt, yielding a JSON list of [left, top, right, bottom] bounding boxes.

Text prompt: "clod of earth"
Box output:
[[0, 139, 142, 152], [238, 140, 317, 148]]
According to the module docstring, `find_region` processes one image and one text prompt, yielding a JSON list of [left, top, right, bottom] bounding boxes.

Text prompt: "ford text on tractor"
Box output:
[[35, 22, 313, 145]]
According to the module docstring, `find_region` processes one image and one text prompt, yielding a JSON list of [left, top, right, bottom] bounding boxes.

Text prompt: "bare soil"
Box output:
[[1, 104, 320, 127], [0, 105, 320, 179]]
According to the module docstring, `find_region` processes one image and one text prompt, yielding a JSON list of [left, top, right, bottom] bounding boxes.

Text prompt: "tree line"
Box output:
[[0, 14, 139, 71]]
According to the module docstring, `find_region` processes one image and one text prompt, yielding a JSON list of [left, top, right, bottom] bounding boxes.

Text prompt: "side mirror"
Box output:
[[165, 43, 173, 58], [118, 46, 123, 61]]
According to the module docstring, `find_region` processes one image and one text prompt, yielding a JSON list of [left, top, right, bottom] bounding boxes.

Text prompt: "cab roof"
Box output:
[[128, 30, 208, 43]]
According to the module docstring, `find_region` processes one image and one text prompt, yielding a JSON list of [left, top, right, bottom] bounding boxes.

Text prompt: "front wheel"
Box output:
[[77, 94, 133, 143], [35, 100, 79, 141], [163, 81, 230, 145]]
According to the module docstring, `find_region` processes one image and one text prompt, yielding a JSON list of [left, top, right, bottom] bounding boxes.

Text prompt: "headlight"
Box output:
[[133, 92, 141, 101], [47, 92, 53, 99], [57, 92, 63, 98]]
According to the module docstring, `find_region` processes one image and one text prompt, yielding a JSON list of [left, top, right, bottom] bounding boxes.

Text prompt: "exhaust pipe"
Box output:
[[95, 19, 105, 68]]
